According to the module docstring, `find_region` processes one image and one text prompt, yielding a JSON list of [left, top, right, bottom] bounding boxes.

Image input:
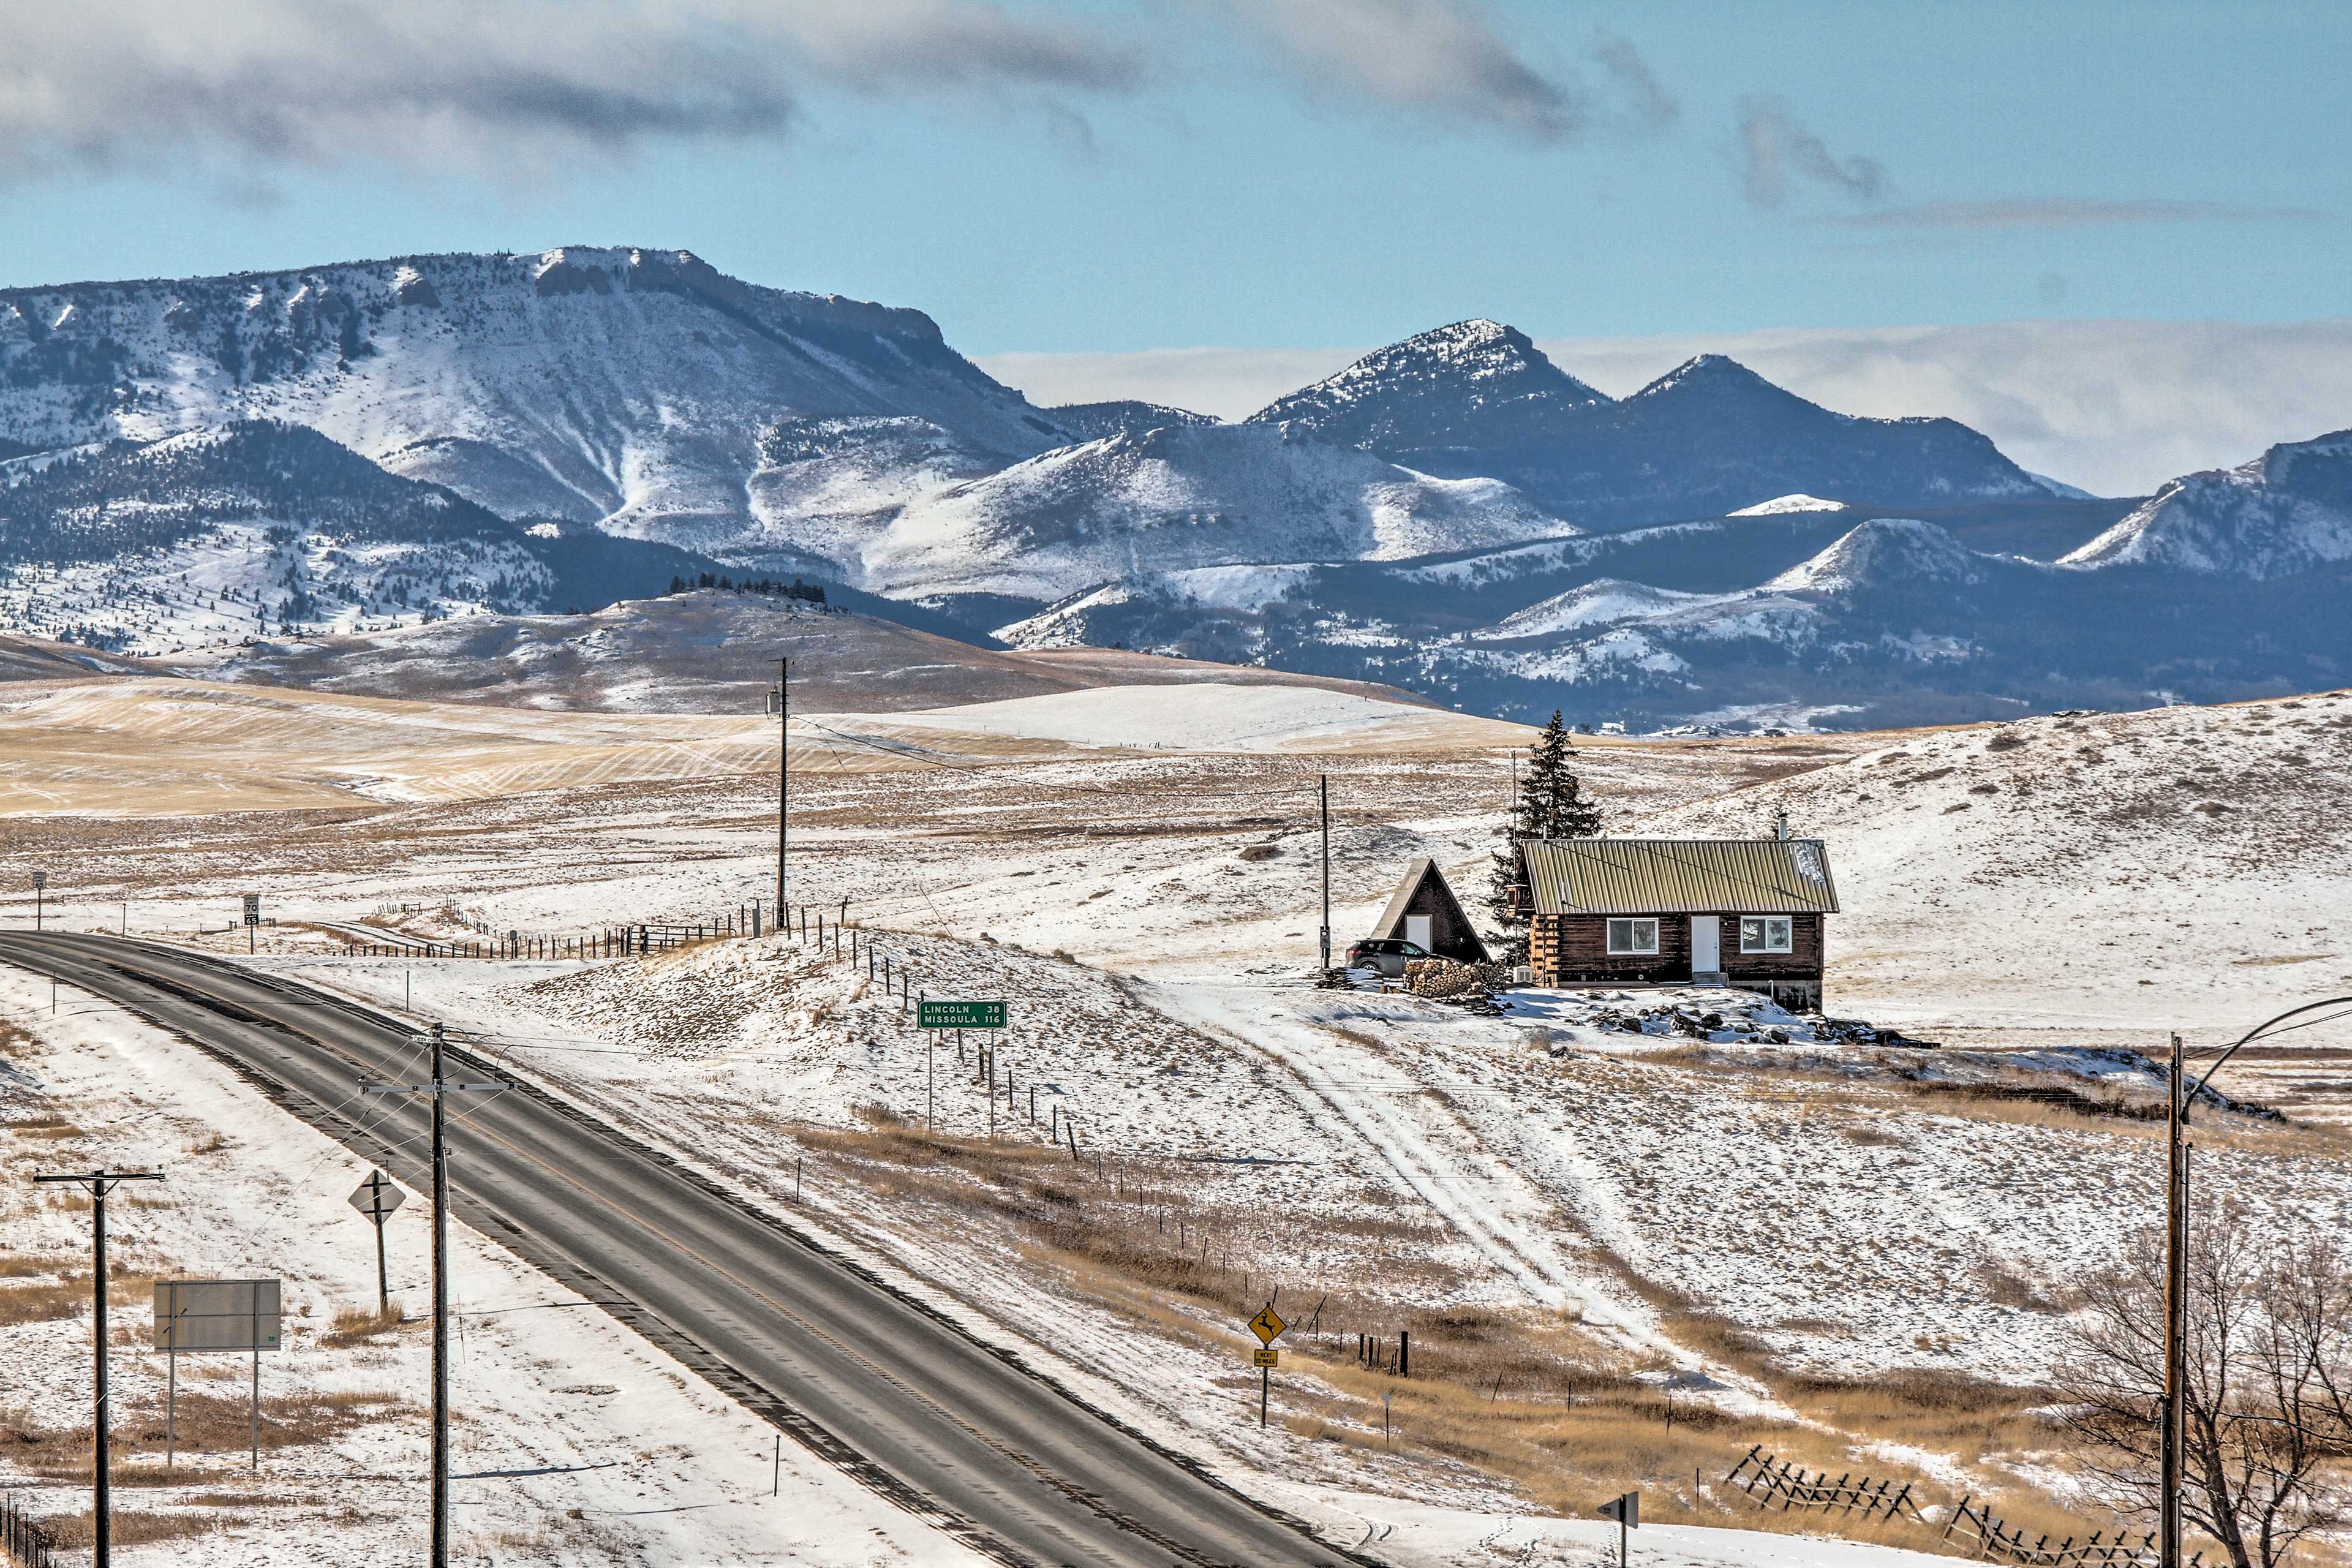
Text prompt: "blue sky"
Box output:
[[6, 2, 2344, 349], [4, 2, 2347, 489]]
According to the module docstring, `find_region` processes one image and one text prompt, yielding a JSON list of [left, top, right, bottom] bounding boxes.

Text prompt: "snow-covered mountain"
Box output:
[[2059, 429, 2352, 578], [863, 421, 1573, 602], [1251, 328, 2047, 527], [0, 421, 712, 654], [997, 440, 2352, 731], [0, 247, 1064, 562], [1249, 319, 1607, 451]]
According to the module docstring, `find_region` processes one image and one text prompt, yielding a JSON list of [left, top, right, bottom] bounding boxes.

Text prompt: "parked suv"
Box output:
[[1345, 937, 1431, 976]]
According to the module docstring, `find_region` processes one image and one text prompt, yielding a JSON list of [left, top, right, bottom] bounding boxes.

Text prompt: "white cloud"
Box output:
[[981, 320, 2352, 497], [1737, 94, 1888, 208], [1208, 0, 1672, 144], [0, 0, 1142, 183]]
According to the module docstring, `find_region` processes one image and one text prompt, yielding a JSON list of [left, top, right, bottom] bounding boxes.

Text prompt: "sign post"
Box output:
[[31, 870, 47, 932], [1247, 1303, 1288, 1428], [154, 1279, 282, 1471], [916, 1002, 1006, 1135], [1596, 1490, 1638, 1566], [347, 1170, 407, 1316]]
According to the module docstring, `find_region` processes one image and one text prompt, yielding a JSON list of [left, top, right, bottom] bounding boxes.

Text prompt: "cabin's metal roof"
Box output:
[[1515, 837, 1839, 915]]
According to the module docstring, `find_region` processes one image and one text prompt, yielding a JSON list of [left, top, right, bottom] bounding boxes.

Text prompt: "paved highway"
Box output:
[[1, 932, 1357, 1568]]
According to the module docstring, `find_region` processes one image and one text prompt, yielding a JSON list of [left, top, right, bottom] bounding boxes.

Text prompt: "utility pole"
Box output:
[[1319, 775, 1331, 973], [773, 657, 790, 922], [2162, 1029, 2188, 1568], [33, 1167, 165, 1568], [363, 1023, 500, 1568]]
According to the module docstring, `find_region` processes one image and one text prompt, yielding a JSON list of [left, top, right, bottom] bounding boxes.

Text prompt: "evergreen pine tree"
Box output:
[[1485, 710, 1602, 959]]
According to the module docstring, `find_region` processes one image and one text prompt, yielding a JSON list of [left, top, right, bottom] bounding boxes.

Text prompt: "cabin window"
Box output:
[[1606, 918, 1659, 956], [1741, 916, 1793, 954]]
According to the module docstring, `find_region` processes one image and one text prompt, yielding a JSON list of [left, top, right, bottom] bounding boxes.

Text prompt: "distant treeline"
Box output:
[[666, 573, 827, 604]]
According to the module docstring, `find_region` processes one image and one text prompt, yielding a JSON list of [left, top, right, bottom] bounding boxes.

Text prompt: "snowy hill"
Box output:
[[2059, 428, 2352, 578], [864, 421, 1572, 602], [1250, 330, 2046, 527], [0, 247, 1061, 562], [1046, 400, 1219, 442], [0, 421, 714, 653]]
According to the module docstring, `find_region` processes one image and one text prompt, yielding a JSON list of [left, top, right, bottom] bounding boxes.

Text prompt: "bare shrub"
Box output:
[[2051, 1210, 2352, 1567]]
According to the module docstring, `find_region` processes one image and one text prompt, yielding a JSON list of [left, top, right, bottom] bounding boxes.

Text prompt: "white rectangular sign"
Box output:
[[154, 1279, 282, 1353]]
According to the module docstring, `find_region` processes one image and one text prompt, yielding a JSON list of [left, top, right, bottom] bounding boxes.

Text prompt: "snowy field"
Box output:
[[5, 675, 2351, 1564]]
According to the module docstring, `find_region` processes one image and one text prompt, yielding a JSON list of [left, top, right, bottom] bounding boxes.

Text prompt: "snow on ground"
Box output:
[[1728, 494, 1847, 516], [858, 682, 1528, 753], [1634, 691, 2352, 1033], [0, 963, 991, 1567]]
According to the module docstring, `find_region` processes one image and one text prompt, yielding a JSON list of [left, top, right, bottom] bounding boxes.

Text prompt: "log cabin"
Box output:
[[1510, 831, 1839, 1010]]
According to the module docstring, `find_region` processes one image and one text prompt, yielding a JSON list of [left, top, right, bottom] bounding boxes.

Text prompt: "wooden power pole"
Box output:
[[33, 1167, 164, 1568], [363, 1023, 499, 1568], [775, 656, 790, 922], [790, 658, 799, 926], [2162, 1029, 2188, 1568], [1319, 775, 1330, 973]]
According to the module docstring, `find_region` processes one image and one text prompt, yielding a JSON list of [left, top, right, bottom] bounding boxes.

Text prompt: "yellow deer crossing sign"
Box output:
[[1247, 1305, 1287, 1346]]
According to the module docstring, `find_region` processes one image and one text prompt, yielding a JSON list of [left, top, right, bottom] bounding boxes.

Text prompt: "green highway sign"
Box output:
[[918, 999, 1006, 1030]]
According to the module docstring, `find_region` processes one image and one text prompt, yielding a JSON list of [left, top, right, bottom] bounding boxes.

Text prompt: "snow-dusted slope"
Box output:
[[865, 421, 1572, 601], [1730, 492, 1847, 516], [0, 247, 1060, 560], [0, 421, 719, 654], [1046, 400, 1219, 442], [2059, 428, 2352, 578]]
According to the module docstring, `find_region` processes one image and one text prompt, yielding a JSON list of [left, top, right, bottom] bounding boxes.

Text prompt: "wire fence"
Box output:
[[0, 1491, 59, 1568]]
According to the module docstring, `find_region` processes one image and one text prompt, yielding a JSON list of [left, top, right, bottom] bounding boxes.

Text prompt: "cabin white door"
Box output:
[[1404, 914, 1434, 951], [1690, 916, 1722, 974]]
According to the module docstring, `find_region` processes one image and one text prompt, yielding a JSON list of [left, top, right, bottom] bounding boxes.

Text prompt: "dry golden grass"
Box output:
[[322, 1301, 406, 1347]]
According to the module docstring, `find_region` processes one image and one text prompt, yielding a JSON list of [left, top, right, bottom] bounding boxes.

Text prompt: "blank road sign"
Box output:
[[1248, 1305, 1287, 1345], [918, 1000, 1005, 1030], [154, 1279, 282, 1353], [349, 1172, 407, 1222]]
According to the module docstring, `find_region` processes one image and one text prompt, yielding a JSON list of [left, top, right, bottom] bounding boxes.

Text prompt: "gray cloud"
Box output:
[[1212, 1, 1674, 145], [1589, 31, 1677, 135], [1738, 94, 1888, 208], [0, 0, 1142, 183], [980, 320, 2352, 499], [1831, 198, 2331, 230]]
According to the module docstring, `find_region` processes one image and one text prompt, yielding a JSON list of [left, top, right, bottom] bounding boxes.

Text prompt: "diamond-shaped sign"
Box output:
[[348, 1170, 406, 1223], [1248, 1305, 1287, 1345]]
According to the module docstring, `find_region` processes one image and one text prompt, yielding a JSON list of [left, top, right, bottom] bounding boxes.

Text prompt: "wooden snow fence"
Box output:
[[1725, 1445, 1923, 1525], [1942, 1494, 2197, 1567], [1722, 1447, 2199, 1567]]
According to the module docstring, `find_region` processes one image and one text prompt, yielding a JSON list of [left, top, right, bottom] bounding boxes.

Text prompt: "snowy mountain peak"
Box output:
[[1767, 518, 1983, 594], [1630, 353, 1791, 404], [2060, 428, 2352, 579], [1243, 318, 1608, 453]]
